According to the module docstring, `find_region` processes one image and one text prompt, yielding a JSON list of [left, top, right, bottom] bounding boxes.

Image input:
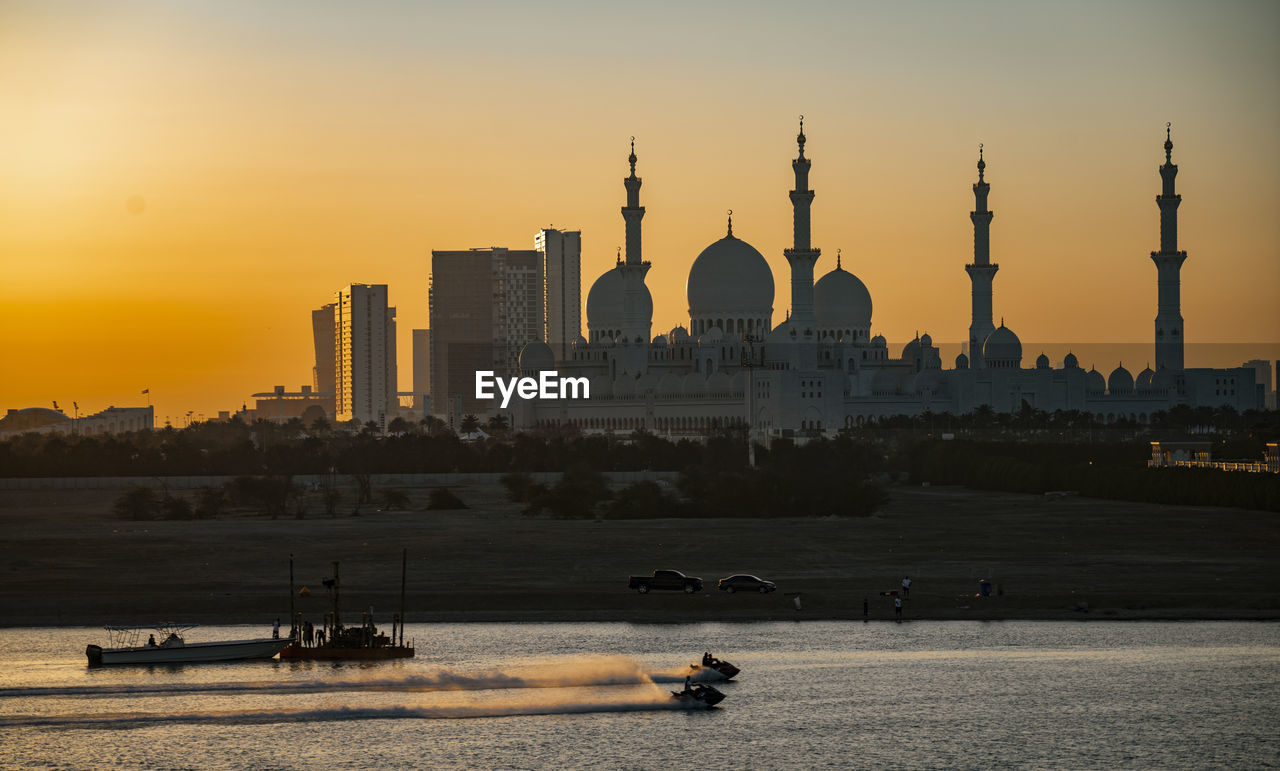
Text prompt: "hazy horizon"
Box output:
[[2, 0, 1278, 421]]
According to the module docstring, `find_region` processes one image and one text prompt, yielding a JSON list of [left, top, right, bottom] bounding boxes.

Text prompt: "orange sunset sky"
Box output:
[[2, 1, 1278, 423]]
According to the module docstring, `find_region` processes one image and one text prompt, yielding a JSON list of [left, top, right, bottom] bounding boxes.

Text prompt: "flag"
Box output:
[[142, 389, 149, 394], [52, 400, 59, 410]]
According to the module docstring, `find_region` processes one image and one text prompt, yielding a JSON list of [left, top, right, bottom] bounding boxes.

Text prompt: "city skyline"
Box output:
[[2, 1, 1278, 421]]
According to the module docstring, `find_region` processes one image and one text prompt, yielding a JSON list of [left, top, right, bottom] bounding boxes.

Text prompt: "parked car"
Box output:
[[717, 574, 777, 594], [628, 570, 703, 593]]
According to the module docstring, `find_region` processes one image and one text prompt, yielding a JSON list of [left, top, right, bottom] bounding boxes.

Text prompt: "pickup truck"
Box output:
[[627, 570, 703, 594]]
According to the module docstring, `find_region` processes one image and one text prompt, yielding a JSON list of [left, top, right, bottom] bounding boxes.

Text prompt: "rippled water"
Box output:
[[1, 621, 1276, 769]]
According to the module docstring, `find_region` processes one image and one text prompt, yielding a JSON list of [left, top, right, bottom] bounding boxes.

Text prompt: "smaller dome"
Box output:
[[518, 341, 555, 373], [821, 333, 836, 344], [651, 334, 668, 346], [982, 324, 1022, 364], [871, 334, 887, 348], [636, 372, 660, 394], [955, 352, 970, 369], [1036, 353, 1050, 369], [920, 333, 933, 348], [670, 326, 690, 342], [702, 326, 724, 342], [1086, 368, 1106, 393], [813, 265, 873, 331], [1108, 365, 1134, 394], [1063, 352, 1079, 369], [657, 374, 682, 397], [1136, 366, 1155, 391], [588, 374, 612, 399], [682, 372, 706, 396], [586, 266, 652, 330], [902, 336, 920, 361]]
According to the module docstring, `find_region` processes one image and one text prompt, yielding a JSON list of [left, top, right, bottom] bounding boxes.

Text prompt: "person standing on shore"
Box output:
[[272, 618, 280, 639], [902, 576, 911, 598], [894, 596, 903, 622], [863, 598, 869, 621]]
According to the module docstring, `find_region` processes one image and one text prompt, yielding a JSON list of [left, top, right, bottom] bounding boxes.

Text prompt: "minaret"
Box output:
[[783, 116, 820, 362], [1151, 124, 1186, 372], [618, 138, 652, 358], [965, 144, 998, 368]]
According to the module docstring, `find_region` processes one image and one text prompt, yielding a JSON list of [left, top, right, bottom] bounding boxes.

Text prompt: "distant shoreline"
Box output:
[[2, 484, 1276, 630]]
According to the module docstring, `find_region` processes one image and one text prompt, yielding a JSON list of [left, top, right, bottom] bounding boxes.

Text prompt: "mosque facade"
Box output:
[[509, 124, 1262, 437]]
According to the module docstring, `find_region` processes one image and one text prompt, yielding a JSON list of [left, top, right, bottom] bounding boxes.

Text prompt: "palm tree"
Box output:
[[486, 414, 509, 434], [460, 414, 480, 434], [388, 417, 411, 435], [310, 416, 331, 434], [420, 415, 450, 436]]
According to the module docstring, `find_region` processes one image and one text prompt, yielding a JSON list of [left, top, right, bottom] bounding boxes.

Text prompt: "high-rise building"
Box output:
[[334, 284, 398, 426], [429, 248, 543, 415], [1244, 359, 1274, 409], [535, 228, 581, 361], [412, 329, 430, 410], [311, 303, 337, 416]]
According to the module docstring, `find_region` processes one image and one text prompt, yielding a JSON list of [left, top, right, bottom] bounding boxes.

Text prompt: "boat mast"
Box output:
[[332, 561, 342, 633], [289, 553, 295, 639], [399, 548, 407, 647]]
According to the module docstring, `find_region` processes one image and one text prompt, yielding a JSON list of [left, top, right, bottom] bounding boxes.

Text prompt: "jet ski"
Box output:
[[691, 653, 740, 681], [670, 683, 726, 708]]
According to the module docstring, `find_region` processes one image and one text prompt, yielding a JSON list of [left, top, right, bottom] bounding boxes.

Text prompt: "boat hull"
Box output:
[[690, 662, 740, 681], [278, 644, 414, 660], [86, 637, 292, 666]]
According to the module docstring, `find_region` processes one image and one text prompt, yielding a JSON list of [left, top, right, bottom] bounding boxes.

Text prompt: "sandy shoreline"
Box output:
[[2, 483, 1276, 627]]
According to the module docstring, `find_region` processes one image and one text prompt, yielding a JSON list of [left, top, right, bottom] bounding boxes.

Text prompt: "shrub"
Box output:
[[113, 486, 158, 520], [427, 488, 467, 510], [381, 488, 411, 510]]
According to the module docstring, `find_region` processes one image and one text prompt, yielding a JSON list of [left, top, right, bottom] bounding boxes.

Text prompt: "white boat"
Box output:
[[85, 624, 292, 666]]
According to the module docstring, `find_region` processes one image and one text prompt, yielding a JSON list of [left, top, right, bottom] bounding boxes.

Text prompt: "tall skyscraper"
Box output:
[[1152, 124, 1187, 373], [412, 329, 430, 410], [334, 284, 398, 426], [429, 248, 543, 414], [535, 228, 581, 362], [311, 303, 337, 416]]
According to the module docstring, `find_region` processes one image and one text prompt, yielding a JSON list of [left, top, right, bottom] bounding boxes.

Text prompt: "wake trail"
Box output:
[[0, 698, 708, 728], [0, 657, 658, 700]]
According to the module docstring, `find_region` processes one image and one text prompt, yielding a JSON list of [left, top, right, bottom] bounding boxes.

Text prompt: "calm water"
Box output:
[[0, 622, 1276, 769]]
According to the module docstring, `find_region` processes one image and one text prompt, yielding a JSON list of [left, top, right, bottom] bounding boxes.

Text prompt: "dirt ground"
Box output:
[[0, 483, 1276, 627]]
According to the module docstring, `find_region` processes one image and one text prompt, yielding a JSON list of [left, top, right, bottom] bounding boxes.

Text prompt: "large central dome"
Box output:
[[686, 232, 774, 336]]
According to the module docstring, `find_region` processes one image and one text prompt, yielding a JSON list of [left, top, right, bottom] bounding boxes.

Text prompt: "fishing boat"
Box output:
[[279, 553, 414, 661], [85, 624, 290, 666]]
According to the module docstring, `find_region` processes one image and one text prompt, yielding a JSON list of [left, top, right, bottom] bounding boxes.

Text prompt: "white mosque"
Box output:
[[510, 123, 1262, 437]]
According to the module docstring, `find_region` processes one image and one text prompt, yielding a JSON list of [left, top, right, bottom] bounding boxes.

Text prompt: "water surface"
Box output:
[[1, 621, 1275, 769]]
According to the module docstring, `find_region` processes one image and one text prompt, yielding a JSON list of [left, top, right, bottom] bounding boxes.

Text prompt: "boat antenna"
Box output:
[[399, 548, 408, 648], [332, 561, 342, 633], [289, 553, 295, 641]]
